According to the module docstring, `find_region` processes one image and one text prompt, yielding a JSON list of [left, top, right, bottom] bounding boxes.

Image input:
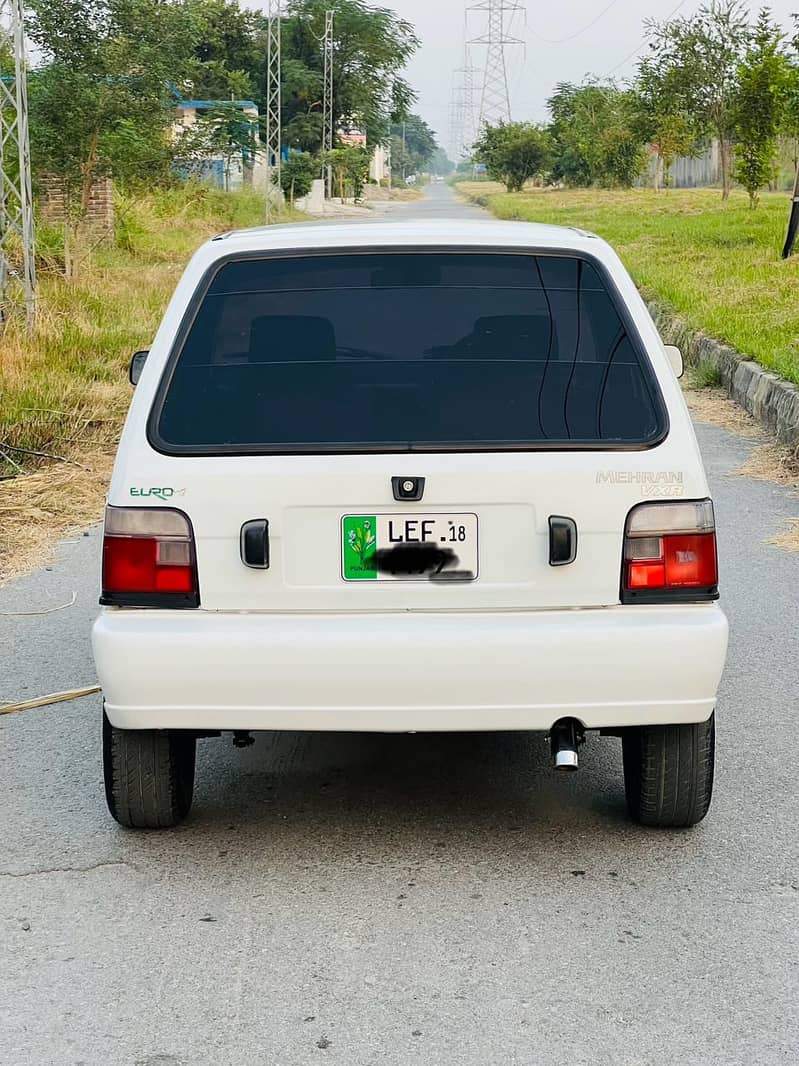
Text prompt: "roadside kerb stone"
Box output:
[[649, 299, 799, 453]]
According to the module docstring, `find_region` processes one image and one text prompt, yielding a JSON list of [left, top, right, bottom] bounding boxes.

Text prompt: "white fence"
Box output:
[[640, 138, 797, 190]]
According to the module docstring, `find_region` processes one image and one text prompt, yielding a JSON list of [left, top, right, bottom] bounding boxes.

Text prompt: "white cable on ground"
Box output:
[[0, 591, 77, 616]]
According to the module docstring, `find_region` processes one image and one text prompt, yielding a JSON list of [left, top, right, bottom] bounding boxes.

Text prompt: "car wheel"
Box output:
[[622, 713, 715, 828], [103, 709, 196, 828]]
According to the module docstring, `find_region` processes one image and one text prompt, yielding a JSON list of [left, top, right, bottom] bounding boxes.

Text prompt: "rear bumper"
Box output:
[[93, 605, 728, 732]]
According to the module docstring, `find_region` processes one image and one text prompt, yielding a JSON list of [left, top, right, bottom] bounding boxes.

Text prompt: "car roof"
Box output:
[[209, 218, 603, 257]]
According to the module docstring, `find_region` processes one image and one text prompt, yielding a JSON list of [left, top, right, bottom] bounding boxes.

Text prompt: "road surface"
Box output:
[[2, 183, 798, 1066]]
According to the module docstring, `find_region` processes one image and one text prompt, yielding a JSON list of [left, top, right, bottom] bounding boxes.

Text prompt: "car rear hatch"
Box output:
[[133, 246, 693, 613]]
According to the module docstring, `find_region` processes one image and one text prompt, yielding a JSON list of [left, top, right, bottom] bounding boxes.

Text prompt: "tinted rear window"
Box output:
[[152, 251, 665, 453]]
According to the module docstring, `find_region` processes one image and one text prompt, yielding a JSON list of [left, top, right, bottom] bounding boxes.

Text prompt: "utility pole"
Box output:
[[782, 165, 799, 259], [264, 0, 282, 224], [0, 0, 35, 328], [468, 0, 524, 130], [322, 10, 334, 199]]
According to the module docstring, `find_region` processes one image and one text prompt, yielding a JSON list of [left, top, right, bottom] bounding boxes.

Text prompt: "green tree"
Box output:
[[184, 0, 263, 100], [634, 51, 702, 190], [279, 151, 318, 203], [279, 57, 325, 153], [781, 20, 799, 174], [643, 0, 751, 200], [390, 114, 437, 178], [176, 102, 260, 189], [547, 82, 646, 188], [26, 0, 196, 274], [547, 82, 596, 185], [326, 144, 370, 201], [429, 147, 455, 176], [733, 9, 791, 207], [278, 0, 419, 153], [472, 121, 553, 192]]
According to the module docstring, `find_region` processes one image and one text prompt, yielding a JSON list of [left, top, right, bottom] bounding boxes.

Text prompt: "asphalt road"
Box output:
[[2, 183, 798, 1066]]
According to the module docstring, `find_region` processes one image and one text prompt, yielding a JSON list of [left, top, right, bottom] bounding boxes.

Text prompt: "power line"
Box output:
[[602, 0, 691, 78], [505, 5, 528, 106], [527, 0, 622, 45]]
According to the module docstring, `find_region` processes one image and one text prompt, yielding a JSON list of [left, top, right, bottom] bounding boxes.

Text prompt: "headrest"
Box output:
[[249, 315, 336, 362], [471, 316, 551, 353], [428, 314, 552, 360]]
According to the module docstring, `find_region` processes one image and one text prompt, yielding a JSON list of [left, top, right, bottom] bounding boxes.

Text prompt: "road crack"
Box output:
[[0, 860, 137, 878]]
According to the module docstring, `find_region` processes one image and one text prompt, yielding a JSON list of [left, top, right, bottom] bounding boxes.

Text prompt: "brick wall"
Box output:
[[39, 176, 115, 234]]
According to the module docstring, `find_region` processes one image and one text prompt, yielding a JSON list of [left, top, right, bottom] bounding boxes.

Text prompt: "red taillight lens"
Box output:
[[623, 501, 718, 602], [664, 533, 718, 587], [101, 507, 199, 607]]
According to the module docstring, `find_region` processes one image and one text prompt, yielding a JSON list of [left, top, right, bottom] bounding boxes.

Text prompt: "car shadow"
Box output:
[[112, 729, 676, 873]]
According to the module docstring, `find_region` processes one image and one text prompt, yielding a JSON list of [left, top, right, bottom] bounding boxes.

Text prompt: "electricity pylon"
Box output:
[[468, 0, 525, 129], [264, 0, 282, 223], [0, 0, 35, 327], [322, 10, 334, 199], [449, 45, 478, 160]]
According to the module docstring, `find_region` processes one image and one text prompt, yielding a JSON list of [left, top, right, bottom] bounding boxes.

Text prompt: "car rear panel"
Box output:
[[95, 603, 728, 731], [114, 440, 706, 612], [109, 229, 708, 615]]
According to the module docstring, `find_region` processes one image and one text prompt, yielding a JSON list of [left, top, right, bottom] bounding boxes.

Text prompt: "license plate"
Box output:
[[342, 513, 479, 581]]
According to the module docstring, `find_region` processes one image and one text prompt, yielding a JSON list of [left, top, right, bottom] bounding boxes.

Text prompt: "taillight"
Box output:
[[622, 500, 718, 604], [101, 506, 199, 608]]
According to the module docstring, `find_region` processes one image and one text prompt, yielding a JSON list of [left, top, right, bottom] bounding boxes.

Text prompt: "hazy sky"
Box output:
[[392, 0, 799, 140]]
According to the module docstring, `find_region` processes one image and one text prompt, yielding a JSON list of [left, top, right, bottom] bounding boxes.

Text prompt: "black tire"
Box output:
[[103, 710, 196, 828], [622, 713, 715, 828]]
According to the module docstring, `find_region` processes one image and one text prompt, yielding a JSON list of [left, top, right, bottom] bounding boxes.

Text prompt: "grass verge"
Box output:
[[456, 184, 799, 386], [0, 184, 302, 579]]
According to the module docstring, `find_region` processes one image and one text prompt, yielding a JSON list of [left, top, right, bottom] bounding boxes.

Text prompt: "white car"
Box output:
[[92, 220, 728, 829]]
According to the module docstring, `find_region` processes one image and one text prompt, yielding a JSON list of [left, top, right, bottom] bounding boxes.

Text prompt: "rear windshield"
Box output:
[[152, 251, 666, 453]]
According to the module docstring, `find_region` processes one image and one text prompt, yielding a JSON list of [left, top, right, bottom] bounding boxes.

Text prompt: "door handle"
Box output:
[[240, 519, 270, 569], [549, 516, 577, 566]]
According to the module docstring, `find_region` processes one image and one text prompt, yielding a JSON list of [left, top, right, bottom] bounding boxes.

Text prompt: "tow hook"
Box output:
[[232, 731, 255, 748], [550, 718, 584, 771]]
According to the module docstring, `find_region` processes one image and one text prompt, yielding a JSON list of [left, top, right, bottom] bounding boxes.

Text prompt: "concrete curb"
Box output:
[[648, 300, 799, 453]]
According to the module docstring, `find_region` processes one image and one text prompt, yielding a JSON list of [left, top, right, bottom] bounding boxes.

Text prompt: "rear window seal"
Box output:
[[146, 245, 670, 456]]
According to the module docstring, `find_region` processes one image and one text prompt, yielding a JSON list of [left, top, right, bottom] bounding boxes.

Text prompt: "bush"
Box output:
[[471, 122, 553, 193], [279, 152, 319, 203], [326, 145, 370, 201]]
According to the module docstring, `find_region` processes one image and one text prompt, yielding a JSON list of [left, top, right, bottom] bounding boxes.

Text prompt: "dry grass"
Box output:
[[0, 448, 114, 580], [734, 439, 799, 553], [771, 519, 799, 552], [684, 385, 799, 550], [0, 183, 300, 582], [735, 442, 799, 485], [683, 384, 764, 436], [363, 185, 424, 202]]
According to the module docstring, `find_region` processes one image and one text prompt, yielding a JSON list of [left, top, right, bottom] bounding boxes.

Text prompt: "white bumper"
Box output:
[[93, 605, 728, 732]]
